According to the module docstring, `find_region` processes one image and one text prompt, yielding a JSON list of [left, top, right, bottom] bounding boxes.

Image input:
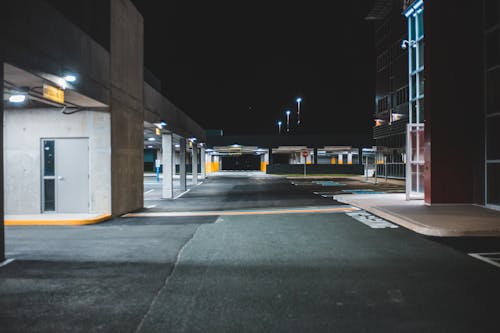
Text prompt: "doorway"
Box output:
[[42, 138, 89, 213]]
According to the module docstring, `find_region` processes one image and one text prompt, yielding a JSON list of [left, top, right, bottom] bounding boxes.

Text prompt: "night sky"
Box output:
[[132, 1, 375, 136]]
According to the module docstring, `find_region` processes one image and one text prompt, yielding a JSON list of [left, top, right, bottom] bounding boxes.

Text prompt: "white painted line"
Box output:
[[144, 189, 155, 195], [145, 205, 157, 209], [174, 189, 191, 199], [346, 210, 398, 229], [0, 258, 15, 268], [469, 253, 500, 268]]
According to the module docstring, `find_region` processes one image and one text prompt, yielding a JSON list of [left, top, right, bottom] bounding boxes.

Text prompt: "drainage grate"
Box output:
[[468, 253, 500, 268]]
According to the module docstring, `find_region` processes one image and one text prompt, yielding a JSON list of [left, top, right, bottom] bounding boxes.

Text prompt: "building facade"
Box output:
[[368, 0, 409, 180]]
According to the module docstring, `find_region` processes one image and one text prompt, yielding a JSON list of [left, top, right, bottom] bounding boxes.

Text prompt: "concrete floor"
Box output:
[[2, 171, 500, 332]]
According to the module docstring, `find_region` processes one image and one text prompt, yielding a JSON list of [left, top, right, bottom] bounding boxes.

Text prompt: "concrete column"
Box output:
[[313, 147, 318, 164], [192, 144, 198, 185], [200, 147, 206, 179], [161, 134, 173, 199], [268, 147, 273, 165], [358, 148, 363, 164], [348, 152, 353, 165], [179, 138, 187, 191], [0, 62, 4, 261], [338, 153, 343, 165]]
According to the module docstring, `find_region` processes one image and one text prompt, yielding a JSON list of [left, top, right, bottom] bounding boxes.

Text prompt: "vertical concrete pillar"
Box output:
[[0, 62, 4, 261], [358, 148, 363, 164], [348, 152, 353, 165], [200, 146, 206, 179], [313, 147, 318, 164], [192, 144, 198, 185], [161, 134, 173, 199], [338, 153, 343, 165], [110, 0, 144, 216], [179, 138, 187, 191], [268, 147, 273, 165]]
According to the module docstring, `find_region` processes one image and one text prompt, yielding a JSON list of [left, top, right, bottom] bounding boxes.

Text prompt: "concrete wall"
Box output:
[[1, 0, 110, 107], [3, 109, 111, 214], [110, 0, 144, 216], [424, 0, 484, 204], [144, 83, 206, 141]]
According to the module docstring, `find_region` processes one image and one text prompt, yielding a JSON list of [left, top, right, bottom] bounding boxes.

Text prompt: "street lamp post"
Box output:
[[285, 110, 291, 132], [296, 97, 302, 125], [277, 120, 282, 134]]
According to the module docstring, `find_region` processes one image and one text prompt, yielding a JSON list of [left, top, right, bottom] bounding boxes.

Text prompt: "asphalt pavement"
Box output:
[[1, 171, 500, 332]]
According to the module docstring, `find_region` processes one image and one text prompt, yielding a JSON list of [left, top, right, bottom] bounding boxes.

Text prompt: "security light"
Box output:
[[147, 137, 156, 141]]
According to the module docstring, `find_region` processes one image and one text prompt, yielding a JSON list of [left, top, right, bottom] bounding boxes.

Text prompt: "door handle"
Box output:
[[58, 176, 64, 181]]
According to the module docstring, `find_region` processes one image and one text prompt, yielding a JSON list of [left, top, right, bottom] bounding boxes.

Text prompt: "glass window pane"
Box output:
[[487, 163, 500, 205], [418, 40, 424, 68], [410, 48, 417, 72], [418, 99, 424, 123], [418, 72, 424, 97], [487, 115, 500, 160], [486, 30, 499, 68], [417, 12, 424, 39], [485, 0, 499, 28], [487, 68, 500, 114], [411, 75, 417, 99], [44, 179, 55, 211], [409, 16, 416, 41], [43, 141, 55, 176]]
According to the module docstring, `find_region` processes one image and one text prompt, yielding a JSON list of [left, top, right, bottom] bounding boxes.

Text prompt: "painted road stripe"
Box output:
[[469, 253, 500, 268], [123, 206, 359, 218], [144, 189, 154, 195], [346, 210, 398, 229], [0, 258, 15, 268]]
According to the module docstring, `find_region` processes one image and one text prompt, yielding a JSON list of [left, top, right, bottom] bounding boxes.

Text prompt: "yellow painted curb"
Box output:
[[5, 213, 112, 226]]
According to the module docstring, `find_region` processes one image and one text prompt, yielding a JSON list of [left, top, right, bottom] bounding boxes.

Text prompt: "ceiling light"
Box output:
[[147, 137, 156, 141], [63, 74, 77, 82], [9, 94, 26, 103]]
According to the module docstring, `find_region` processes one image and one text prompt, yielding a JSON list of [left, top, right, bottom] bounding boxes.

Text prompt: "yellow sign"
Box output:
[[155, 128, 161, 136], [43, 84, 64, 104]]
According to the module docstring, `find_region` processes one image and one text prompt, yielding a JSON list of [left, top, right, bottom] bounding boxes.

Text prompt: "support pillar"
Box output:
[[179, 138, 187, 191], [338, 153, 343, 165], [161, 134, 173, 199], [358, 148, 363, 164], [268, 147, 273, 165], [192, 144, 198, 185], [0, 61, 4, 261], [348, 152, 353, 165], [313, 147, 318, 164], [200, 146, 206, 179]]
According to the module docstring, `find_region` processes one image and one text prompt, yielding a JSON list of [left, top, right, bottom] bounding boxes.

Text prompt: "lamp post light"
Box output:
[[277, 120, 282, 134], [296, 97, 302, 125], [285, 110, 291, 132]]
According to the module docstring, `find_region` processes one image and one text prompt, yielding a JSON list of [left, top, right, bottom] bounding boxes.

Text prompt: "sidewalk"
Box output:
[[334, 193, 500, 237]]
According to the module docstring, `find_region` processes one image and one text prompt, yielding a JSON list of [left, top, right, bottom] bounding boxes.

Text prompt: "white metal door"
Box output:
[[56, 139, 89, 213]]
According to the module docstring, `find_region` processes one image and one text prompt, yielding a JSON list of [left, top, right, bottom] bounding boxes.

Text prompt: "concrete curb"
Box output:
[[5, 213, 112, 226], [334, 196, 500, 237]]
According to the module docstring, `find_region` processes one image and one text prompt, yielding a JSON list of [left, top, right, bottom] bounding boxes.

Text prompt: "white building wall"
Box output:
[[3, 109, 111, 214]]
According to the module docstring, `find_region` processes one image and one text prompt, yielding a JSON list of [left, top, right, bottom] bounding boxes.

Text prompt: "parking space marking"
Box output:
[[346, 210, 398, 229], [0, 258, 15, 268], [468, 253, 500, 268], [144, 189, 155, 195]]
